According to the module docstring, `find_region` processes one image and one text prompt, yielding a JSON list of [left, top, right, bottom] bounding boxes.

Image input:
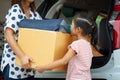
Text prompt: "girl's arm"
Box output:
[[35, 48, 76, 73], [4, 28, 33, 69]]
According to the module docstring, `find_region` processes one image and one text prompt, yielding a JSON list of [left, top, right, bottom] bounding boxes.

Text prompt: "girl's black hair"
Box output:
[[73, 12, 98, 50]]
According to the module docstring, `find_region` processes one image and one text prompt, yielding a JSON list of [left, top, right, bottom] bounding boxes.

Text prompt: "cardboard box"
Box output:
[[16, 28, 72, 71]]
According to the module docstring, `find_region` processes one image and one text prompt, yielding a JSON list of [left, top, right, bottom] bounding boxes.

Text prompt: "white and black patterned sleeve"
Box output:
[[4, 4, 23, 33]]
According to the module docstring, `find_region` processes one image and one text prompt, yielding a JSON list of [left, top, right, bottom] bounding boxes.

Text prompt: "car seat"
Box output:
[[37, 0, 58, 18], [37, 0, 64, 19]]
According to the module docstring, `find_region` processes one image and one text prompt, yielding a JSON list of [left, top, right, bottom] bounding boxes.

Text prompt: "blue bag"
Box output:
[[18, 18, 67, 32]]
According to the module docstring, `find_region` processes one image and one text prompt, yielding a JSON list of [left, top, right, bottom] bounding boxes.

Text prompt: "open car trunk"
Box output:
[[64, 0, 114, 69], [37, 0, 114, 69]]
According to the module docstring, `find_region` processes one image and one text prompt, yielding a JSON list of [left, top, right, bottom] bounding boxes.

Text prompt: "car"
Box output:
[[0, 0, 120, 80]]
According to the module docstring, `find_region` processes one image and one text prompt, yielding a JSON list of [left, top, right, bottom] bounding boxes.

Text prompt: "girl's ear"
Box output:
[[76, 27, 82, 33]]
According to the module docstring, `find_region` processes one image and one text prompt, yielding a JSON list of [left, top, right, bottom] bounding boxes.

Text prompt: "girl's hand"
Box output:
[[34, 66, 45, 73], [20, 56, 34, 69]]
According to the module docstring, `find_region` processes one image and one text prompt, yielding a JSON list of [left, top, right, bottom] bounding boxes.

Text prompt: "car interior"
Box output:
[[37, 0, 115, 69]]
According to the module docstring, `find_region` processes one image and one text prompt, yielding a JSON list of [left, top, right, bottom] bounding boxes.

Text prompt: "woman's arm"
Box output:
[[35, 48, 76, 73], [4, 28, 33, 69]]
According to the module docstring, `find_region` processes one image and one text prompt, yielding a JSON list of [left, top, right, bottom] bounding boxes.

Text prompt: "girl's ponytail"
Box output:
[[90, 21, 98, 50]]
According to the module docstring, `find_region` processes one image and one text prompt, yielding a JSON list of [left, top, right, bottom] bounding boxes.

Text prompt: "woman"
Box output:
[[1, 0, 42, 80]]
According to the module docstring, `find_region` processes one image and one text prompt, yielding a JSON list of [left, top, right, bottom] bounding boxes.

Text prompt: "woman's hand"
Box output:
[[20, 56, 34, 69], [34, 66, 45, 73], [4, 28, 34, 69]]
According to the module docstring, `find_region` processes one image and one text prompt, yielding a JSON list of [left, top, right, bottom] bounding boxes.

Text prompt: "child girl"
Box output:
[[35, 13, 98, 80], [1, 0, 42, 80]]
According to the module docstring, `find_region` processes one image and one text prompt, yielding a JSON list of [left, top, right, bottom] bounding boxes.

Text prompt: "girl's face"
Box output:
[[70, 20, 77, 36], [71, 20, 82, 37]]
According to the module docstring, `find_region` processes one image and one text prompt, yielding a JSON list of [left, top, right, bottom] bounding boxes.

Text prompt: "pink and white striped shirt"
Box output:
[[66, 39, 93, 80]]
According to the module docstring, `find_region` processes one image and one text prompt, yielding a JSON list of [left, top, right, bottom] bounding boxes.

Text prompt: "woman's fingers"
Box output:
[[21, 56, 31, 69], [29, 57, 35, 63], [22, 63, 31, 69]]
